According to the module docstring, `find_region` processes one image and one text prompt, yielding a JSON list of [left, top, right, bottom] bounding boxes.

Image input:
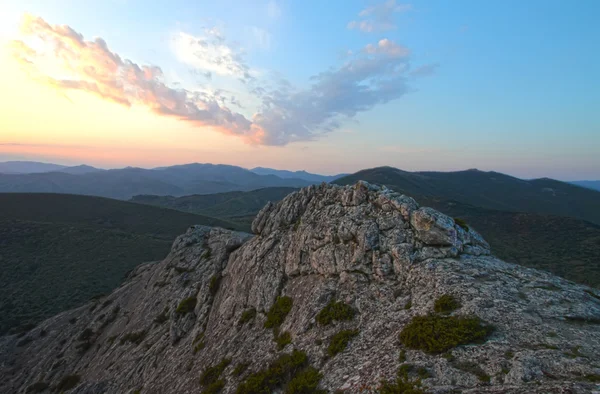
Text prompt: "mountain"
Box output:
[[132, 185, 600, 287], [0, 163, 313, 200], [58, 164, 103, 175], [0, 193, 242, 335], [131, 187, 299, 228], [250, 166, 347, 183], [2, 182, 599, 393], [0, 161, 67, 174], [334, 167, 600, 225], [572, 180, 600, 192]]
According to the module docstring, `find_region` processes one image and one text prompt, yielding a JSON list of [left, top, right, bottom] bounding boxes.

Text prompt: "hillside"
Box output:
[[334, 167, 600, 225], [0, 193, 241, 335], [2, 182, 599, 393], [572, 180, 600, 192], [131, 187, 299, 228], [0, 163, 313, 200]]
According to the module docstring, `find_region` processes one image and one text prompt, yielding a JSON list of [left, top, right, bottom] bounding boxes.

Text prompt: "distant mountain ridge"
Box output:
[[572, 180, 600, 192], [250, 166, 347, 183], [334, 166, 600, 226], [0, 162, 313, 200]]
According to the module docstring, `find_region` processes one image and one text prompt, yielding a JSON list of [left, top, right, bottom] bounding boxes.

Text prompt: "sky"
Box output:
[[0, 0, 598, 180]]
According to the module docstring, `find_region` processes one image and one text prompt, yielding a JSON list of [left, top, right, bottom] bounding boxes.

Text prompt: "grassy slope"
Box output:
[[0, 193, 242, 335], [131, 187, 298, 229]]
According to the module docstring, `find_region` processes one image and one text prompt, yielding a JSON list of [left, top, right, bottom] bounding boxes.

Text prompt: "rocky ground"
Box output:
[[1, 181, 600, 393]]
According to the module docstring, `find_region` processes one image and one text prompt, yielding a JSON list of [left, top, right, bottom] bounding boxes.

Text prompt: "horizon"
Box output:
[[1, 159, 599, 182], [1, 1, 599, 180]]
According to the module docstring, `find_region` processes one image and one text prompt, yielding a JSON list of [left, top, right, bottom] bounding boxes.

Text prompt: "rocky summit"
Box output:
[[1, 182, 600, 394]]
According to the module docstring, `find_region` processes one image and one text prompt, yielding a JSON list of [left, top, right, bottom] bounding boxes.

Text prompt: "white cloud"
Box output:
[[170, 30, 253, 82], [13, 15, 427, 147], [348, 0, 412, 33]]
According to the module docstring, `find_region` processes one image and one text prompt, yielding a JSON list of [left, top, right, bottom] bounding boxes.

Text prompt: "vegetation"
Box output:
[[209, 274, 222, 297], [200, 358, 231, 386], [120, 330, 147, 346], [236, 349, 308, 394], [132, 187, 298, 229], [379, 364, 427, 394], [176, 297, 197, 314], [434, 295, 461, 314], [285, 366, 325, 394], [193, 332, 206, 354], [233, 362, 251, 377], [454, 217, 469, 231], [452, 361, 490, 382], [275, 331, 292, 350], [238, 308, 257, 325], [202, 380, 225, 394], [264, 296, 293, 329], [399, 314, 493, 354], [0, 193, 237, 335], [55, 375, 81, 391], [327, 329, 359, 357], [316, 299, 355, 326]]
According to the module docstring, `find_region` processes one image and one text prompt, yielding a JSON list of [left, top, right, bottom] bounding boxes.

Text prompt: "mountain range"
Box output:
[[2, 182, 600, 393]]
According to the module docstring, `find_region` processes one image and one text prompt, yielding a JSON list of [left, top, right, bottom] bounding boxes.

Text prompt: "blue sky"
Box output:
[[1, 0, 599, 180]]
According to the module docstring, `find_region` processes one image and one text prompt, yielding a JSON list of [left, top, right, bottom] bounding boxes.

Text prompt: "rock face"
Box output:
[[1, 181, 600, 394]]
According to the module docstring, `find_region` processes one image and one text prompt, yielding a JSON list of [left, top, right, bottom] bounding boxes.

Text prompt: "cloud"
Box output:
[[171, 30, 253, 82], [13, 14, 254, 140], [410, 63, 439, 78], [348, 0, 411, 32], [11, 15, 423, 147], [249, 40, 412, 145]]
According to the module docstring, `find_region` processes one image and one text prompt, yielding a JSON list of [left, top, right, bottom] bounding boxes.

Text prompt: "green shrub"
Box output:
[[56, 375, 81, 391], [209, 274, 221, 297], [399, 314, 493, 354], [379, 364, 426, 394], [285, 366, 325, 394], [176, 297, 197, 314], [233, 362, 250, 377], [585, 374, 600, 383], [316, 300, 355, 326], [327, 329, 359, 357], [434, 295, 461, 314], [404, 300, 412, 310], [264, 296, 293, 329], [276, 331, 292, 350], [452, 361, 490, 382], [236, 350, 308, 394], [238, 308, 257, 325], [398, 350, 406, 362], [416, 367, 431, 379], [120, 330, 147, 345], [454, 218, 469, 231], [200, 358, 231, 386], [202, 379, 225, 394]]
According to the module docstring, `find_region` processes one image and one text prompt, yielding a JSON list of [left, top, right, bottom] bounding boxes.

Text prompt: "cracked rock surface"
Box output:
[[1, 182, 599, 393]]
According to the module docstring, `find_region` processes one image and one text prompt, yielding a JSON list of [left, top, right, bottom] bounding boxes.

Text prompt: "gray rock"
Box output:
[[1, 182, 599, 394]]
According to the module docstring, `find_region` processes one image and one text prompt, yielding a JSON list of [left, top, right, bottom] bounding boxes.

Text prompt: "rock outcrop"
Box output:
[[1, 182, 600, 393]]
